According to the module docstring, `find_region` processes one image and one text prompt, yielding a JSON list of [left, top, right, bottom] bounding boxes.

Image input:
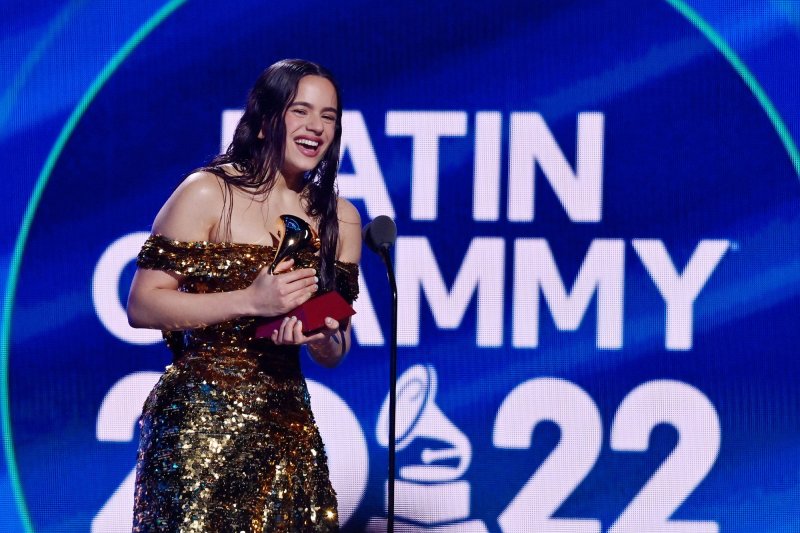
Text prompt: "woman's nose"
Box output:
[[306, 114, 324, 134]]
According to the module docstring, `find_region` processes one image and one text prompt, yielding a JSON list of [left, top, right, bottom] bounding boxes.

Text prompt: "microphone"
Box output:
[[362, 215, 399, 532], [363, 215, 397, 253]]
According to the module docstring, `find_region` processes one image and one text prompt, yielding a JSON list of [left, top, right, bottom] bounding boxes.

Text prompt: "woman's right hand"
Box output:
[[245, 258, 319, 317]]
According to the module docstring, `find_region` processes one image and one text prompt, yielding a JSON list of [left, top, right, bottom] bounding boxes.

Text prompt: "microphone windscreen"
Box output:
[[363, 215, 397, 253]]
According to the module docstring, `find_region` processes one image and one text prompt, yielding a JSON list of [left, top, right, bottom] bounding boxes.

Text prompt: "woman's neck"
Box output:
[[274, 171, 305, 193]]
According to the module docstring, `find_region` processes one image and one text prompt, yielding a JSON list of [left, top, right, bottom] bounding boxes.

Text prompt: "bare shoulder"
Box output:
[[336, 197, 362, 263], [177, 171, 226, 202], [337, 197, 361, 225], [151, 170, 226, 241]]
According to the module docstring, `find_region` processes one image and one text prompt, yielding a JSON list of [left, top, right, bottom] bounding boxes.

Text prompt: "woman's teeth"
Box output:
[[296, 139, 319, 148]]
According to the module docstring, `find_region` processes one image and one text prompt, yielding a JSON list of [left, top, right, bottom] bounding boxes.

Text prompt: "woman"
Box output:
[[127, 59, 360, 531]]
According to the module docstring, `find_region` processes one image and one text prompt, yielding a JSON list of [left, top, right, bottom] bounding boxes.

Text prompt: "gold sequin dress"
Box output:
[[132, 235, 358, 532]]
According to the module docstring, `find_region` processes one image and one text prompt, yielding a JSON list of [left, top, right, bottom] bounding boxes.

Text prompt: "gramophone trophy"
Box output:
[[254, 215, 355, 337]]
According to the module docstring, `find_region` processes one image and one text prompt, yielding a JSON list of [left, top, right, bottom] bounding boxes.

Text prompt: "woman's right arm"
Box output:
[[126, 172, 318, 331]]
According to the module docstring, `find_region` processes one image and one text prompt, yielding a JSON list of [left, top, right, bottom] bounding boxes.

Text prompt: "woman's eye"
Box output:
[[293, 108, 307, 115], [322, 115, 336, 122]]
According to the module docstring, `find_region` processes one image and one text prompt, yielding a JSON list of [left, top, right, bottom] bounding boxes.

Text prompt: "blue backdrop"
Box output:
[[1, 1, 799, 531]]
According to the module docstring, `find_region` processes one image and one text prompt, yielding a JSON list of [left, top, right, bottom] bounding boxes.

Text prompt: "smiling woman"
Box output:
[[125, 59, 361, 532]]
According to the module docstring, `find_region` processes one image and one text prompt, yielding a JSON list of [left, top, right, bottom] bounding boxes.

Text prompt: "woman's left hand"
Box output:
[[271, 316, 340, 346]]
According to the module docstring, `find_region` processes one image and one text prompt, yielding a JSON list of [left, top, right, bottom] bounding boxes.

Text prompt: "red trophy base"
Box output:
[[254, 290, 356, 337]]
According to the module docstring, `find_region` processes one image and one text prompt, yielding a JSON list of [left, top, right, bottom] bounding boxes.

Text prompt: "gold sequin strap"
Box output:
[[334, 261, 359, 304], [136, 234, 236, 277]]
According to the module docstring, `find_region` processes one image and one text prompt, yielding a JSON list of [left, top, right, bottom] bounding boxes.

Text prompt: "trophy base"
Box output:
[[253, 290, 355, 337]]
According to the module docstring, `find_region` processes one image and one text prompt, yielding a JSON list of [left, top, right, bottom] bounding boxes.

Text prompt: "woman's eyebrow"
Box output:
[[291, 101, 337, 114]]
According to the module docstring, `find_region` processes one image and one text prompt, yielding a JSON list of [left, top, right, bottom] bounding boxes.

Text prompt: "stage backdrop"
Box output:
[[2, 1, 799, 532]]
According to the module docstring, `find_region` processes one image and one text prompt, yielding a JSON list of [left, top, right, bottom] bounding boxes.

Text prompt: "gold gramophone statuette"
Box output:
[[254, 214, 355, 337], [269, 214, 321, 273]]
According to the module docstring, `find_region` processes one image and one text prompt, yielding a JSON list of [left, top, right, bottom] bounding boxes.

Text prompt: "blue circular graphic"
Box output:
[[5, 1, 799, 531]]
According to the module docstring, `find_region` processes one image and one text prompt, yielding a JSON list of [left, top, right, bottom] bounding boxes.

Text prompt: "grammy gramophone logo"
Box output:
[[367, 365, 488, 532]]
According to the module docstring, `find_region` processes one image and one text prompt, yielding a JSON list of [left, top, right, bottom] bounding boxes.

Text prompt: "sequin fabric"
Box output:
[[132, 235, 358, 532]]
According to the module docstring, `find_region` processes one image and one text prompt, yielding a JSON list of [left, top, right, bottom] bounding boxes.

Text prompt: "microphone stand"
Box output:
[[378, 243, 398, 533]]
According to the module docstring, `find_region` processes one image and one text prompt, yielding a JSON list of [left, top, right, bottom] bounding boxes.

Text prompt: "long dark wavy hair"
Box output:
[[205, 59, 343, 291]]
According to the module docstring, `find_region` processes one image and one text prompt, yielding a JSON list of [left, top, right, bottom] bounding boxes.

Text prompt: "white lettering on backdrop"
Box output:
[[218, 109, 729, 350], [87, 109, 727, 530]]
